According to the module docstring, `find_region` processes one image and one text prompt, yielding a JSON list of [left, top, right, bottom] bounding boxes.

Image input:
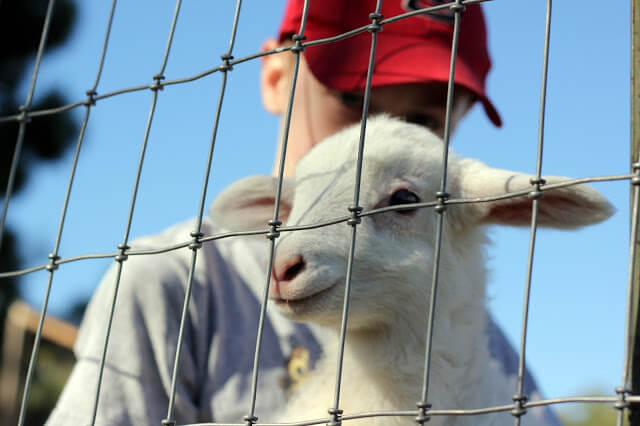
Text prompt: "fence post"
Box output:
[[631, 0, 640, 424]]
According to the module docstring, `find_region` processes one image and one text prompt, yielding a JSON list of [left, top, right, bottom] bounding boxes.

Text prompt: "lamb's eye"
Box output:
[[389, 189, 420, 215]]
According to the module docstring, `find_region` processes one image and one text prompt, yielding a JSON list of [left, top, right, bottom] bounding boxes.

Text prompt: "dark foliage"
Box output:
[[0, 0, 78, 299], [0, 1, 79, 423], [0, 0, 76, 91]]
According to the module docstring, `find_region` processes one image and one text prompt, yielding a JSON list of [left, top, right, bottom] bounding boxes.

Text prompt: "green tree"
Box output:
[[561, 404, 614, 426], [0, 0, 78, 335], [0, 1, 79, 424], [559, 397, 630, 426]]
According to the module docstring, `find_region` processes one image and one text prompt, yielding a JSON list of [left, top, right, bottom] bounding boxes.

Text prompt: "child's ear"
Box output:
[[260, 39, 292, 114], [457, 159, 614, 229], [209, 175, 295, 231]]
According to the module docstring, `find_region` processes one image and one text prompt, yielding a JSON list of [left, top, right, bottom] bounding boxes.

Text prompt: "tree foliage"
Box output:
[[0, 1, 78, 422], [0, 0, 78, 328], [559, 395, 630, 426]]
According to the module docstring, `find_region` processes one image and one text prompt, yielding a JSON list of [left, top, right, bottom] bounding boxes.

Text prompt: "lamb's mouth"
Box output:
[[272, 281, 340, 313]]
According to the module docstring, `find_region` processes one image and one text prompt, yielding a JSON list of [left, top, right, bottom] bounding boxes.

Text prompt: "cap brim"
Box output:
[[303, 32, 502, 127]]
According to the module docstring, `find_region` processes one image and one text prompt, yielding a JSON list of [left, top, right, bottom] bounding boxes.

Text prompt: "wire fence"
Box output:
[[0, 0, 635, 425]]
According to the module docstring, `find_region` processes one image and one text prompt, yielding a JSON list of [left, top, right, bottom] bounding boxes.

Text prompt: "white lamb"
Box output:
[[212, 115, 613, 425]]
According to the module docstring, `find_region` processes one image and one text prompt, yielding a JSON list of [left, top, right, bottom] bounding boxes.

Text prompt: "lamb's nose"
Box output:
[[274, 255, 305, 282], [271, 255, 305, 299]]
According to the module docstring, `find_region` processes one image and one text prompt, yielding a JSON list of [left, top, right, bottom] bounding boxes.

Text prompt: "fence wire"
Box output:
[[0, 1, 635, 426]]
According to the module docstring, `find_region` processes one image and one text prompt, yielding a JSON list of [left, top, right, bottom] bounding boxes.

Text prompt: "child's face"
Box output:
[[334, 82, 472, 140], [262, 44, 472, 176]]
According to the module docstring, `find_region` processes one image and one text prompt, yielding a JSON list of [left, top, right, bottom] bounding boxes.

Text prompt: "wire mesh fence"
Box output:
[[0, 0, 634, 425]]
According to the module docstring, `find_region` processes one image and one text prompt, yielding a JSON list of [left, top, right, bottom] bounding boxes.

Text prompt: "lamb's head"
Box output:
[[211, 115, 614, 333]]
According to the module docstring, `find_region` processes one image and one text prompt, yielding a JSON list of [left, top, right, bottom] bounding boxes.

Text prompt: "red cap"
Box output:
[[278, 0, 501, 126]]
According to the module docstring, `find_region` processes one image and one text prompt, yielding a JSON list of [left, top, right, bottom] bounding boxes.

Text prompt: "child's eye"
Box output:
[[337, 92, 364, 109], [404, 113, 440, 131]]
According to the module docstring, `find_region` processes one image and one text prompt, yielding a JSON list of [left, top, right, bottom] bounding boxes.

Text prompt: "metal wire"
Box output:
[[512, 1, 552, 424], [416, 1, 464, 423], [243, 2, 311, 426], [0, 0, 493, 127], [0, 0, 57, 256], [629, 1, 640, 424], [326, 3, 384, 425], [88, 1, 184, 424], [620, 162, 640, 426], [0, 172, 632, 282], [0, 0, 634, 425], [175, 395, 640, 426], [10, 1, 118, 425], [163, 1, 243, 424]]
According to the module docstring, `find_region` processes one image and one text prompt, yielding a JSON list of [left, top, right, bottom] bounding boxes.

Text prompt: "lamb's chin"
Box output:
[[273, 283, 344, 325]]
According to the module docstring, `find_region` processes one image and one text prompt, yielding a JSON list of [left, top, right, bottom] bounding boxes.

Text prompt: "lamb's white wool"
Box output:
[[211, 116, 613, 426]]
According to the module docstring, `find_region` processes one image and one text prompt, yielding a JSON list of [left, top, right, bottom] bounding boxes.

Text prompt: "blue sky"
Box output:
[[5, 0, 632, 415]]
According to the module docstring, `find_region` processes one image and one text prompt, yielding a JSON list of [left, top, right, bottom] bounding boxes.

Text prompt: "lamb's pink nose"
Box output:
[[270, 255, 305, 300]]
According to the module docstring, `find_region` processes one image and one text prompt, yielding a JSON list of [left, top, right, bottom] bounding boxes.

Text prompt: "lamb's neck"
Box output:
[[344, 321, 426, 376], [342, 314, 480, 374], [324, 296, 489, 410], [319, 324, 427, 410]]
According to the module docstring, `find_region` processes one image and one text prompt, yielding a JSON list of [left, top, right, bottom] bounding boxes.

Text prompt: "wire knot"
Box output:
[[347, 205, 363, 225], [151, 74, 165, 91], [17, 106, 31, 124], [115, 243, 130, 263], [511, 394, 528, 417], [291, 34, 306, 53], [243, 414, 258, 426], [529, 178, 546, 186], [267, 219, 282, 240], [415, 401, 432, 424], [161, 419, 176, 426], [189, 231, 204, 250], [327, 408, 343, 426], [528, 177, 546, 200], [434, 191, 449, 213], [368, 12, 383, 33], [85, 89, 97, 106], [615, 386, 630, 410], [449, 2, 466, 13], [45, 253, 60, 272], [632, 162, 640, 185], [220, 53, 234, 71]]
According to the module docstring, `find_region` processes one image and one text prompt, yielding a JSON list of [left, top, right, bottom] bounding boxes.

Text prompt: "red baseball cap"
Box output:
[[278, 0, 501, 127]]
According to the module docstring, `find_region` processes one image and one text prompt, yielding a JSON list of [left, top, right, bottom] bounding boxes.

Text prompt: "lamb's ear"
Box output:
[[209, 175, 295, 231], [457, 159, 614, 229]]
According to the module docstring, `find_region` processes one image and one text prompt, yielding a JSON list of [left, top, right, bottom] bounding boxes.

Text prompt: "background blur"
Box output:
[[0, 0, 631, 424]]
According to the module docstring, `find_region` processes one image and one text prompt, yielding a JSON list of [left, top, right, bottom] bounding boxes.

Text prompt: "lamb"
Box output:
[[211, 115, 613, 425]]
